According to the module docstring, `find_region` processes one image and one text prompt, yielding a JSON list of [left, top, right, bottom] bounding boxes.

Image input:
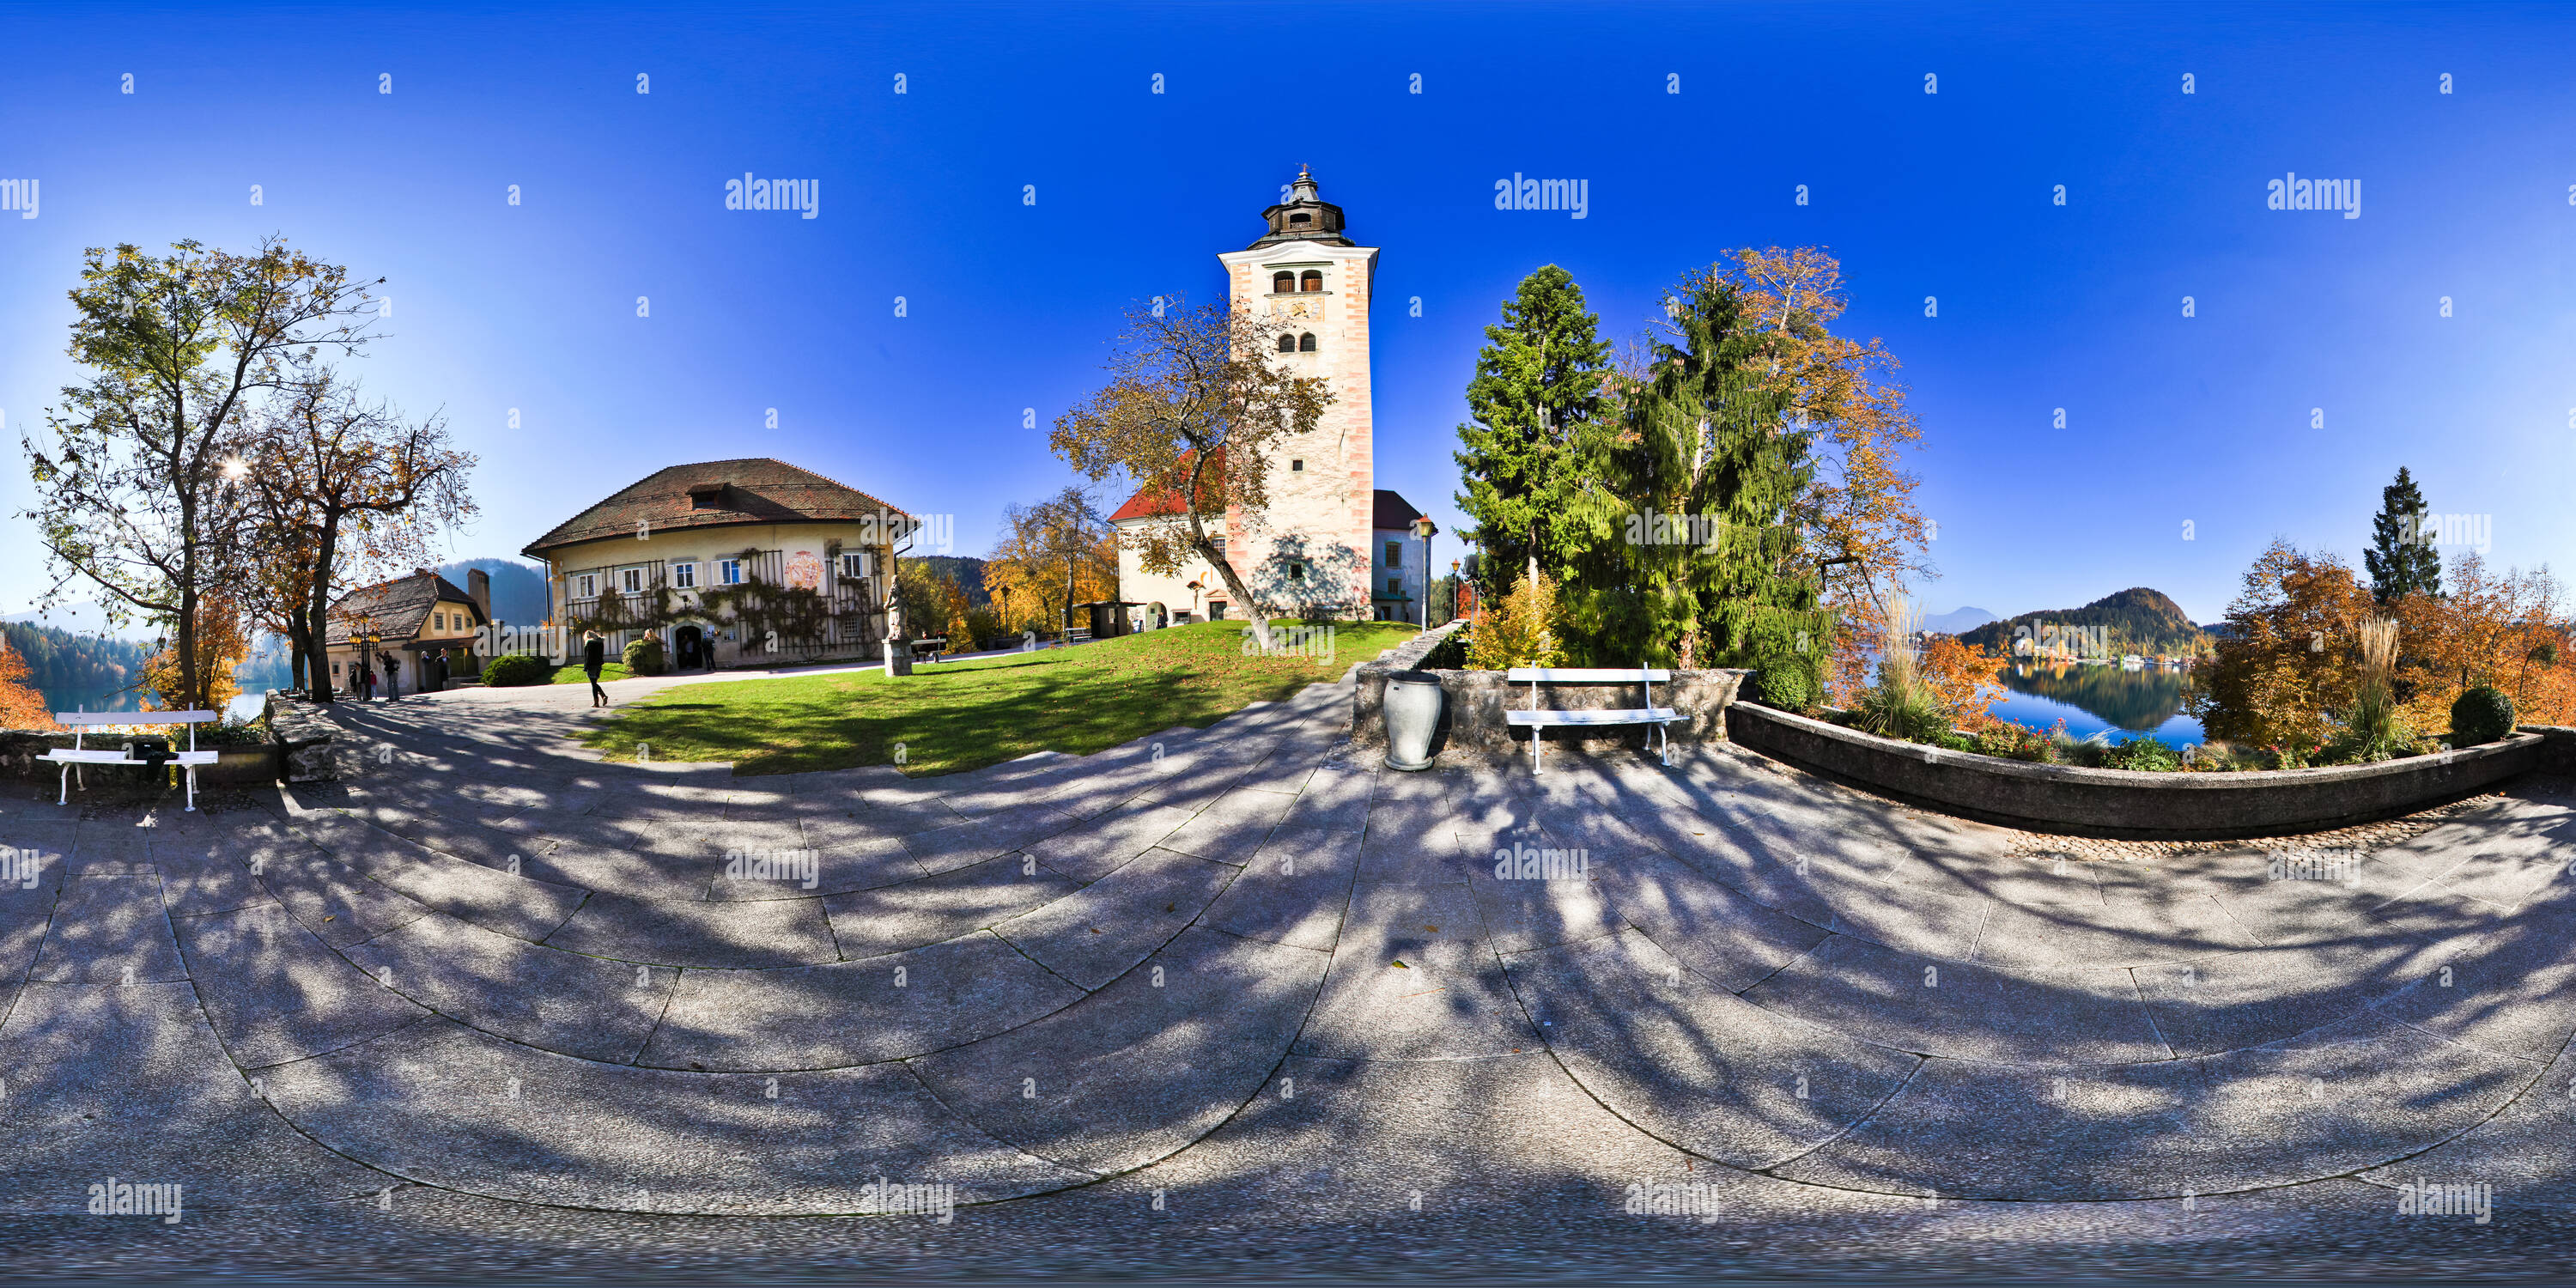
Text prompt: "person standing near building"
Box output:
[[583, 630, 608, 708], [380, 650, 401, 702]]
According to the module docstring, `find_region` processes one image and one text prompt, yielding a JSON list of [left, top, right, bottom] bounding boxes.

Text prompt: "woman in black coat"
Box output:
[[583, 630, 608, 708]]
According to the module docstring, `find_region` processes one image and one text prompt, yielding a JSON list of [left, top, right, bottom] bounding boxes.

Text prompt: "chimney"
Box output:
[[469, 568, 492, 621]]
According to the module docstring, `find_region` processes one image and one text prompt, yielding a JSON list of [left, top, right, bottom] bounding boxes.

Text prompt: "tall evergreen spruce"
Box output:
[[2364, 466, 2442, 603], [1569, 273, 1826, 670], [1451, 265, 1610, 603]]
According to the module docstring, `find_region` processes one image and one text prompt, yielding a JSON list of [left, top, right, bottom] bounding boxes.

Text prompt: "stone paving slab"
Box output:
[[640, 931, 1084, 1071], [30, 872, 185, 984], [253, 841, 434, 950], [543, 890, 837, 969], [1467, 866, 1621, 957], [2131, 931, 2486, 1057], [173, 905, 433, 1067], [823, 856, 1080, 960], [1595, 851, 1832, 993], [1159, 787, 1295, 866], [342, 913, 677, 1064], [0, 981, 392, 1213], [902, 803, 1082, 875], [0, 821, 71, 917], [912, 927, 1326, 1174], [1199, 826, 1360, 951], [1273, 767, 1375, 832], [2366, 904, 2576, 1060], [1502, 929, 1923, 1169], [1294, 882, 1535, 1060], [732, 822, 923, 900], [995, 848, 1237, 990], [1741, 933, 2171, 1066], [261, 1018, 1094, 1213], [297, 814, 586, 943], [1781, 1014, 2539, 1202], [1020, 801, 1193, 884]]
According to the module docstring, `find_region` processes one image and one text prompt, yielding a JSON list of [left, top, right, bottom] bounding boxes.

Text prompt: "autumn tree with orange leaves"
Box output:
[[0, 637, 57, 731], [1704, 247, 1940, 702]]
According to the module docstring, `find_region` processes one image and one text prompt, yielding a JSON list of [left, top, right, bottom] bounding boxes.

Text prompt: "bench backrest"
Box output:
[[53, 708, 221, 752], [1507, 665, 1669, 715], [1504, 668, 1673, 683], [55, 710, 222, 726]]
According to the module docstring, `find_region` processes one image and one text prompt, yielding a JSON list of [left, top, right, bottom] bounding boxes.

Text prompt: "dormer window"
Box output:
[[1277, 335, 1296, 353], [1272, 271, 1293, 294], [687, 483, 726, 511], [1299, 270, 1322, 292], [1298, 332, 1317, 352]]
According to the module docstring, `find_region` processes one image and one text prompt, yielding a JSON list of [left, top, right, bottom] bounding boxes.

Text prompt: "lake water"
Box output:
[[1981, 662, 2206, 747]]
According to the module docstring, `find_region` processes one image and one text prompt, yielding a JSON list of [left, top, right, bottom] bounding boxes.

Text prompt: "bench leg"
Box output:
[[58, 764, 70, 805], [185, 766, 197, 812], [1530, 724, 1542, 775]]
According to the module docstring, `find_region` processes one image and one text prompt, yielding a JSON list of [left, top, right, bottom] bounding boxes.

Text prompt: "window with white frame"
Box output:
[[840, 551, 870, 581], [620, 567, 645, 593], [575, 573, 598, 598], [671, 562, 696, 589], [718, 558, 744, 586]]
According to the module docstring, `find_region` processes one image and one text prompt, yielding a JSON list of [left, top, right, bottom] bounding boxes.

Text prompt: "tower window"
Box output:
[[1298, 332, 1317, 352], [1272, 271, 1293, 294], [1291, 459, 1304, 471], [1277, 335, 1296, 353], [1289, 212, 1311, 225], [1299, 270, 1322, 292]]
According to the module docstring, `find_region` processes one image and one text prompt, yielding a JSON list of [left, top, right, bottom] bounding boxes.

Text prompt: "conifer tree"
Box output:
[[1451, 265, 1610, 603], [1564, 271, 1826, 671], [2364, 466, 2442, 604]]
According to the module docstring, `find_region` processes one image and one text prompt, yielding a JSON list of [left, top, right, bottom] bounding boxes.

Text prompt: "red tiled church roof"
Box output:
[[1109, 447, 1227, 523]]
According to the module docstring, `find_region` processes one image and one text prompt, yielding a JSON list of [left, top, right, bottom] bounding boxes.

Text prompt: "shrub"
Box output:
[[1465, 569, 1564, 671], [1751, 662, 1816, 714], [2104, 733, 2183, 772], [483, 653, 552, 687], [622, 635, 666, 677], [2451, 686, 2516, 746], [963, 605, 1015, 653]]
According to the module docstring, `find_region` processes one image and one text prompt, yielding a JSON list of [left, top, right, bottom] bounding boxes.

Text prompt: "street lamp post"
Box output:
[[1412, 516, 1436, 629]]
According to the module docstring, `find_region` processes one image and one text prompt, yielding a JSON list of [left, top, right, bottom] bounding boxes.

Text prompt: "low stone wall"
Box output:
[[1350, 653, 1751, 767], [1728, 700, 2558, 839], [266, 695, 342, 783]]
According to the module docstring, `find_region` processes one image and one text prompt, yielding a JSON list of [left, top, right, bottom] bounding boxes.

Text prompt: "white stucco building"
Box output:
[[1112, 169, 1434, 626]]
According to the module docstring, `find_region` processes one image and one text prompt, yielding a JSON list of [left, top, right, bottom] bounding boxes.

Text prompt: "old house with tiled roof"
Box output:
[[324, 568, 493, 694], [520, 458, 918, 670]]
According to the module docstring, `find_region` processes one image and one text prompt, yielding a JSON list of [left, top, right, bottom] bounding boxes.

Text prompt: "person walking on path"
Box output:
[[583, 630, 609, 708], [380, 651, 401, 702]]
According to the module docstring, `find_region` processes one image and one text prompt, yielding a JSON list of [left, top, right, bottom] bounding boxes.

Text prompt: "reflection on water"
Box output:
[[1984, 662, 2205, 747]]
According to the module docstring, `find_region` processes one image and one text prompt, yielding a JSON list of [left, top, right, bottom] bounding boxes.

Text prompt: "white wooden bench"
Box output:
[[39, 710, 224, 811], [1504, 667, 1682, 772]]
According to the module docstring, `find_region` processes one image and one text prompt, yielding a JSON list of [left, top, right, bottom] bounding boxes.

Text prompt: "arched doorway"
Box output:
[[674, 624, 706, 671]]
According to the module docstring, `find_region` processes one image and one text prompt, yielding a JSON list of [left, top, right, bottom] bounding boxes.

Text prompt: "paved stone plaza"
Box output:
[[3, 669, 2574, 1279]]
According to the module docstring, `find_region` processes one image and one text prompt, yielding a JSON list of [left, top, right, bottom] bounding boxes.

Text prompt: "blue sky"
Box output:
[[3, 1, 2571, 629]]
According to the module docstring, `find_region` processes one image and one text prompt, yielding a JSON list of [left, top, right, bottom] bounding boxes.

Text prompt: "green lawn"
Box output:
[[551, 663, 633, 683], [576, 619, 1415, 777]]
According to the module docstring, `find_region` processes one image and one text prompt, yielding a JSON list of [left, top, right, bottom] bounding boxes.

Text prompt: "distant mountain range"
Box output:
[[1958, 588, 2208, 656], [1922, 606, 1997, 635], [3, 600, 156, 641]]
